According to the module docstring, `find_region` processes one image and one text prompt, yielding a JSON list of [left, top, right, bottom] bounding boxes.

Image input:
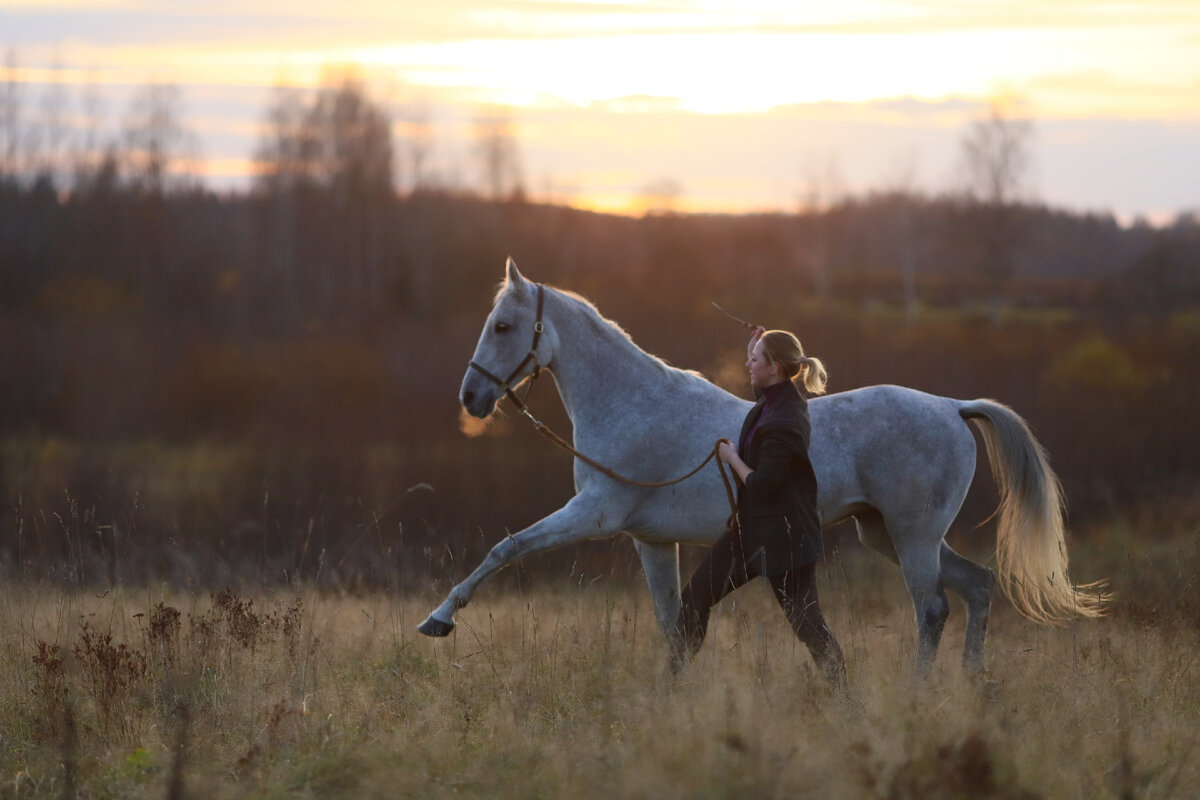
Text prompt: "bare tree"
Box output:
[[254, 68, 396, 313], [798, 150, 846, 299], [799, 149, 846, 214], [472, 106, 523, 202], [957, 96, 1035, 289], [1, 46, 23, 179], [122, 82, 197, 194], [395, 99, 440, 309], [254, 83, 312, 192], [71, 70, 109, 189], [881, 148, 923, 317], [312, 69, 394, 302], [33, 56, 70, 186], [257, 70, 395, 199], [306, 68, 393, 196], [254, 83, 310, 321], [402, 100, 435, 194], [960, 96, 1033, 206]]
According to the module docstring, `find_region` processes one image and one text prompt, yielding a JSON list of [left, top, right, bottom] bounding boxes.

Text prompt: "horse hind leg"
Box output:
[[857, 508, 948, 676], [939, 542, 996, 674], [893, 540, 950, 677]]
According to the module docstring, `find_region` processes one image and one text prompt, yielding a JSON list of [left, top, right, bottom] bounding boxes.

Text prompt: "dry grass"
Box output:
[[1, 539, 1198, 800]]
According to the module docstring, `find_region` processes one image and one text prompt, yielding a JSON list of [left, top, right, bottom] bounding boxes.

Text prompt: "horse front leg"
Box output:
[[632, 539, 682, 638], [418, 493, 624, 637]]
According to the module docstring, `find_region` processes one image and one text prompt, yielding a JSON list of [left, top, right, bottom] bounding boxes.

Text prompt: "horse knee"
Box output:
[[923, 591, 950, 630], [486, 535, 520, 565], [942, 547, 996, 610]]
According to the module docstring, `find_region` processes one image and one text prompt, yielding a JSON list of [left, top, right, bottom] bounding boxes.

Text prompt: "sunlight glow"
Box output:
[[3, 0, 1198, 216], [350, 31, 1044, 112], [0, 0, 134, 7], [7, 0, 1193, 118]]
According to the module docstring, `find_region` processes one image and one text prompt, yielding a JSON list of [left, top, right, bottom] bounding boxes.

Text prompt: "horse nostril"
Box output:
[[462, 391, 475, 406]]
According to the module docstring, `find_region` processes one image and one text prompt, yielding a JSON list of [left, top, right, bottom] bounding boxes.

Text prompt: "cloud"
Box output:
[[3, 0, 1197, 217]]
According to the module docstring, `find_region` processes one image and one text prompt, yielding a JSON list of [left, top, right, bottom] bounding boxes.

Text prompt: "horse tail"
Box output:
[[957, 399, 1109, 623]]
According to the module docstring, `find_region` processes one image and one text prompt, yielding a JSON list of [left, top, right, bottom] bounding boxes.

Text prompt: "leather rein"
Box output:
[[466, 283, 739, 516]]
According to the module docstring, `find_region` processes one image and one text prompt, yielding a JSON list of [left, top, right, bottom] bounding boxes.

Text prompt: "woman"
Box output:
[[674, 326, 845, 686]]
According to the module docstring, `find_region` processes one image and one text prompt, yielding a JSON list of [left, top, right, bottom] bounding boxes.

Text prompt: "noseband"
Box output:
[[468, 283, 546, 413]]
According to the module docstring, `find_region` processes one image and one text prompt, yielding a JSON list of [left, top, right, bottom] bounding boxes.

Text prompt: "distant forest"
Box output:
[[1, 69, 1198, 588]]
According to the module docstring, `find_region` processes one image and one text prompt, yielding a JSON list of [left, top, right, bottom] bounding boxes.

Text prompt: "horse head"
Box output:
[[460, 258, 554, 418]]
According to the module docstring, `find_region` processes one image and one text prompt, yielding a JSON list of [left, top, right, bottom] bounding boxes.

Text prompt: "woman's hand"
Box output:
[[718, 438, 752, 484], [747, 325, 766, 359]]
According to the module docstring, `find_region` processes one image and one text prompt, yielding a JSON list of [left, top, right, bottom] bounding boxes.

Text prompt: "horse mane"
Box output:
[[559, 287, 710, 383], [497, 278, 707, 384]]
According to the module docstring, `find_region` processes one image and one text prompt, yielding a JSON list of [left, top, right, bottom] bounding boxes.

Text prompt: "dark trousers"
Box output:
[[674, 531, 845, 686]]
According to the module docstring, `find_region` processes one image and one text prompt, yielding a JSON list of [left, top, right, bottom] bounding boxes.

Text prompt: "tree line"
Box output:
[[1, 60, 1198, 588]]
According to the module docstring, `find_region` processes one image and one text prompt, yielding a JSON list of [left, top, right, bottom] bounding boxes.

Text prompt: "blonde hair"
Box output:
[[760, 330, 829, 395]]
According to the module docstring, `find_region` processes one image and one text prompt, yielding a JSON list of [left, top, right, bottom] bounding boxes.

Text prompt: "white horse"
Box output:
[[420, 259, 1105, 674]]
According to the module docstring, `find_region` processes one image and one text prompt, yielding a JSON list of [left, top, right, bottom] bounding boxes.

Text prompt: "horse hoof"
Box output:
[[418, 616, 455, 637]]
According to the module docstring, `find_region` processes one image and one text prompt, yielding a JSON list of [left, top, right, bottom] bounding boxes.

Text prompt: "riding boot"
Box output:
[[671, 603, 708, 672], [812, 637, 847, 690]]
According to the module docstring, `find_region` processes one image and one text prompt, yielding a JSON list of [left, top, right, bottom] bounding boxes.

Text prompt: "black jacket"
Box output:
[[735, 380, 823, 576]]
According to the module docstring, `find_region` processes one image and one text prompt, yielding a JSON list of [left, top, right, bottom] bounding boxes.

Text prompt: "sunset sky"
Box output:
[[3, 0, 1198, 219]]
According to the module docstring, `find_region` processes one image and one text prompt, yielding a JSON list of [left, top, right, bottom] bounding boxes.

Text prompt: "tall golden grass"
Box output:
[[1, 519, 1197, 800]]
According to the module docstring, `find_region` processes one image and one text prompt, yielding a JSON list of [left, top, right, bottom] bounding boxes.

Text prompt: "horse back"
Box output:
[[809, 385, 978, 523]]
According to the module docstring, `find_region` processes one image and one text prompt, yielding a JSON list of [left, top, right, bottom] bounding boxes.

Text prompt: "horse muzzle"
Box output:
[[460, 373, 500, 418]]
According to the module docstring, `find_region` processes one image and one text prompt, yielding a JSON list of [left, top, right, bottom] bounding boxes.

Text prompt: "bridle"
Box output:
[[467, 283, 546, 416], [464, 282, 739, 519]]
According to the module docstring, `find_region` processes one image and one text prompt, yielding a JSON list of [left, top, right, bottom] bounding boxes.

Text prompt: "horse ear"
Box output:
[[505, 257, 527, 296]]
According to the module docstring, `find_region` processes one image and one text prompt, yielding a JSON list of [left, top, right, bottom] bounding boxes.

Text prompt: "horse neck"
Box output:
[[544, 291, 669, 431]]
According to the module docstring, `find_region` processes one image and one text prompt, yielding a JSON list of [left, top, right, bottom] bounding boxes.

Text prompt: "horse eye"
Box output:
[[494, 322, 511, 334]]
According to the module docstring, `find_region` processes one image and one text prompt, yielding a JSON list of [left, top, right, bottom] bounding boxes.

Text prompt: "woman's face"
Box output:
[[747, 339, 780, 389]]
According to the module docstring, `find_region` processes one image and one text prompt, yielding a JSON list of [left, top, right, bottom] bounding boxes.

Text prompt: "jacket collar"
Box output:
[[759, 380, 797, 406], [740, 380, 801, 446]]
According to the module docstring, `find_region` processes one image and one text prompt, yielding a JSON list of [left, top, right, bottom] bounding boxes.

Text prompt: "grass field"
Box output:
[[1, 518, 1198, 800]]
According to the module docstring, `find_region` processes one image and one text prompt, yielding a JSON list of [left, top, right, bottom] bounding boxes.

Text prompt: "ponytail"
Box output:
[[799, 355, 829, 395], [760, 330, 830, 395]]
